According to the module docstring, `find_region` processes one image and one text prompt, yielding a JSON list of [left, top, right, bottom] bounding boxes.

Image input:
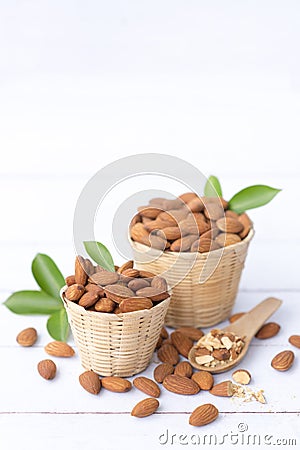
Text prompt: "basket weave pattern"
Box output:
[[131, 230, 254, 328], [63, 296, 170, 377]]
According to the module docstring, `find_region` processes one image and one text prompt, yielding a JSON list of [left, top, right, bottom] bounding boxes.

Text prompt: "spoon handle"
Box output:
[[225, 297, 282, 338]]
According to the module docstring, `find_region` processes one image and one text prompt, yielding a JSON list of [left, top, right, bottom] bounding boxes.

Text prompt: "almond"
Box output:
[[187, 197, 205, 213], [171, 331, 193, 358], [143, 234, 168, 250], [16, 327, 38, 347], [289, 335, 300, 349], [94, 297, 116, 312], [153, 363, 174, 383], [133, 377, 161, 398], [44, 341, 75, 358], [204, 202, 224, 221], [201, 227, 220, 240], [190, 238, 216, 253], [174, 361, 193, 378], [83, 258, 95, 276], [212, 348, 231, 361], [65, 284, 85, 301], [85, 283, 105, 296], [75, 255, 88, 286], [89, 271, 119, 286], [65, 275, 76, 286], [162, 198, 184, 210], [216, 217, 244, 234], [128, 278, 150, 291], [79, 370, 101, 394], [229, 312, 245, 323], [157, 226, 181, 241], [151, 276, 168, 293], [37, 359, 56, 380], [176, 327, 204, 342], [130, 222, 150, 243], [158, 208, 188, 225], [135, 287, 169, 302], [119, 297, 153, 313], [189, 403, 219, 426], [255, 322, 281, 339], [121, 268, 140, 278], [163, 374, 200, 395], [160, 327, 169, 340], [157, 344, 179, 365], [138, 206, 161, 219], [101, 377, 132, 392], [194, 347, 211, 357], [238, 212, 252, 239], [225, 210, 239, 219], [179, 192, 197, 203], [138, 270, 156, 278], [78, 291, 99, 308], [131, 398, 159, 418], [105, 285, 135, 303], [215, 233, 241, 247], [144, 219, 166, 232], [232, 369, 251, 385], [210, 380, 233, 397], [170, 235, 199, 252], [271, 350, 294, 371], [117, 260, 134, 273], [192, 371, 214, 390]]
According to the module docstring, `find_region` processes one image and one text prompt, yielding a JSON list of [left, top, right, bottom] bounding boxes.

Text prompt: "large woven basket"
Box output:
[[62, 290, 170, 377], [131, 229, 254, 329]]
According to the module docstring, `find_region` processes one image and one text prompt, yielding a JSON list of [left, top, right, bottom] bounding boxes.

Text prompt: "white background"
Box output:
[[0, 1, 299, 449]]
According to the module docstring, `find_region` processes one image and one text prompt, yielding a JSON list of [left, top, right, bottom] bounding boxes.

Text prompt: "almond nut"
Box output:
[[94, 298, 116, 312], [163, 374, 200, 395], [37, 359, 56, 380], [119, 297, 153, 313], [101, 376, 132, 392], [232, 369, 251, 385], [131, 398, 159, 418], [189, 403, 219, 426], [171, 331, 193, 358], [229, 312, 245, 323], [65, 284, 85, 301], [16, 327, 38, 347], [89, 271, 119, 286], [209, 380, 233, 397], [192, 371, 214, 390], [44, 341, 75, 358], [271, 350, 294, 371], [255, 322, 281, 339], [133, 377, 160, 398], [176, 327, 204, 342], [289, 335, 300, 349], [157, 344, 179, 365], [79, 370, 101, 394], [75, 255, 88, 286], [174, 361, 193, 378], [153, 363, 174, 383]]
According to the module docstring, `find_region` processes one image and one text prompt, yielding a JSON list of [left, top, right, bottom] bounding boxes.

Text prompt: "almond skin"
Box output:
[[94, 298, 116, 313], [105, 285, 135, 303], [75, 255, 88, 286], [133, 377, 161, 398], [271, 350, 295, 371], [157, 344, 179, 365], [78, 291, 99, 308], [189, 403, 219, 426], [171, 331, 193, 358], [128, 278, 150, 291], [176, 327, 204, 341], [79, 371, 101, 395], [37, 359, 56, 380], [16, 327, 38, 347], [151, 276, 168, 293], [131, 398, 159, 418], [119, 297, 153, 313], [210, 380, 233, 397], [65, 284, 85, 301], [44, 341, 75, 358], [117, 260, 134, 273], [135, 287, 169, 302], [174, 361, 193, 378], [216, 217, 244, 234], [255, 322, 281, 339], [65, 275, 76, 286], [238, 212, 252, 239], [192, 371, 214, 390], [101, 377, 132, 393], [289, 335, 300, 349], [153, 363, 174, 383], [89, 271, 119, 286], [229, 312, 245, 323], [215, 232, 241, 247], [160, 327, 169, 340], [163, 374, 200, 395]]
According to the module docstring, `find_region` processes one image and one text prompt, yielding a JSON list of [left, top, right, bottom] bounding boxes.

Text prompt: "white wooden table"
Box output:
[[1, 1, 300, 448]]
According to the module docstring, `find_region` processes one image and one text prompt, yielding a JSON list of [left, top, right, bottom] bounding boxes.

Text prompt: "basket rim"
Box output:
[[60, 286, 171, 321], [130, 227, 254, 259]]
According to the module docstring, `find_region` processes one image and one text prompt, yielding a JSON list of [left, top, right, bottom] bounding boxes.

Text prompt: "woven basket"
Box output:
[[62, 289, 170, 377], [131, 229, 254, 329]]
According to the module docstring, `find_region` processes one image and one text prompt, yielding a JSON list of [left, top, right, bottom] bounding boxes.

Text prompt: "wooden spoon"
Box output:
[[188, 297, 282, 373]]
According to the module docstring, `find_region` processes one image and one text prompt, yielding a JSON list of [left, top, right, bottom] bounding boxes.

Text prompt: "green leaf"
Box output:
[[4, 290, 62, 315], [204, 175, 223, 197], [228, 185, 281, 214], [47, 308, 69, 341], [31, 253, 65, 299], [84, 241, 115, 272]]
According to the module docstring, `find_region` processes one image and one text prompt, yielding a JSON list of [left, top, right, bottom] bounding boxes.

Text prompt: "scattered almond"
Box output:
[[189, 403, 219, 427], [16, 327, 38, 347], [131, 398, 159, 418], [44, 341, 75, 358], [157, 344, 179, 365], [171, 331, 193, 358], [37, 359, 56, 380], [255, 322, 280, 339], [154, 363, 174, 383], [289, 335, 300, 349], [229, 312, 245, 323], [133, 377, 160, 398], [101, 376, 132, 393], [79, 370, 101, 395], [174, 361, 193, 378], [176, 327, 204, 341], [192, 371, 214, 390], [210, 380, 234, 397], [163, 374, 200, 395], [271, 350, 294, 371]]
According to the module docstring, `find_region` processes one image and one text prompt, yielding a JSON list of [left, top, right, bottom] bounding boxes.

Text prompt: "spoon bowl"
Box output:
[[188, 297, 282, 373]]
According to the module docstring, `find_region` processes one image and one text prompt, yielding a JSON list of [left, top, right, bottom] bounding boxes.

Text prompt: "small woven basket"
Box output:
[[62, 290, 170, 377], [131, 229, 254, 329]]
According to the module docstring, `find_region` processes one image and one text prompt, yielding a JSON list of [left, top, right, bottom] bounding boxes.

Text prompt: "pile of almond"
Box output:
[[193, 329, 246, 368], [130, 193, 252, 253], [63, 256, 169, 314]]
